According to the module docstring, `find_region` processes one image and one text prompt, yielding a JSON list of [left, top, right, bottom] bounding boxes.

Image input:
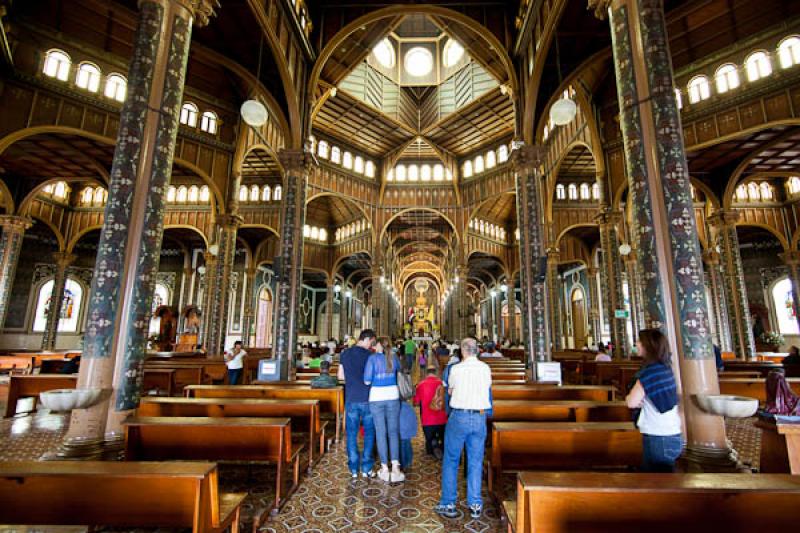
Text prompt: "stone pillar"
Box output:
[[0, 215, 32, 328], [596, 209, 628, 358], [205, 214, 242, 355], [623, 251, 644, 340], [41, 252, 77, 351], [781, 250, 800, 336], [61, 0, 216, 457], [586, 267, 603, 346], [338, 287, 347, 341], [546, 248, 563, 351], [704, 250, 732, 352], [495, 288, 504, 341], [708, 210, 754, 360], [455, 264, 468, 340], [199, 251, 217, 346], [513, 144, 550, 374], [595, 0, 730, 469], [371, 266, 385, 337], [241, 266, 257, 347], [326, 281, 334, 341], [272, 149, 312, 377]]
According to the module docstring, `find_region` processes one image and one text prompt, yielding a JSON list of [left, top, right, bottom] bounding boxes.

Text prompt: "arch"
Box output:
[[18, 177, 105, 215], [613, 176, 721, 211], [547, 140, 600, 222], [735, 222, 790, 251], [306, 191, 374, 242], [234, 143, 285, 178], [65, 224, 102, 253], [240, 223, 280, 241], [0, 178, 14, 213], [331, 251, 374, 277], [379, 207, 459, 245], [555, 223, 599, 248]]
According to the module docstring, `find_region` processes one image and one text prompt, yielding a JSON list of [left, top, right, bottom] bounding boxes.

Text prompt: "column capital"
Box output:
[[546, 247, 561, 261], [245, 266, 258, 278], [586, 267, 598, 277], [214, 213, 243, 230], [203, 251, 217, 265], [623, 250, 638, 264], [0, 215, 33, 232], [587, 0, 612, 20], [279, 149, 316, 175], [594, 208, 622, 228], [161, 0, 219, 27], [511, 144, 547, 174], [52, 252, 77, 269], [780, 250, 800, 267], [708, 209, 740, 229], [703, 250, 721, 266]]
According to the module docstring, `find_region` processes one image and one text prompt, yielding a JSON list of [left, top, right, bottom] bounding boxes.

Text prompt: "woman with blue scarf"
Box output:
[[625, 329, 683, 472]]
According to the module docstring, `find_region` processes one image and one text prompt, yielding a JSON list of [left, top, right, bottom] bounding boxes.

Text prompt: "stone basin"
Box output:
[[695, 394, 759, 418], [39, 388, 103, 412]]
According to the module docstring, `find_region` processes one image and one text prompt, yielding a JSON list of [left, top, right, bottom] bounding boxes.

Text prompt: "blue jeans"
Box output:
[[369, 399, 400, 465], [345, 402, 375, 474], [400, 438, 413, 469], [227, 368, 242, 385], [642, 433, 683, 472], [439, 409, 487, 507]]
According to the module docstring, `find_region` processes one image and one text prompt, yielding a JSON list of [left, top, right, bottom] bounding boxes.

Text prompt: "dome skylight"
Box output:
[[404, 47, 433, 77], [372, 38, 395, 69], [443, 39, 464, 68]]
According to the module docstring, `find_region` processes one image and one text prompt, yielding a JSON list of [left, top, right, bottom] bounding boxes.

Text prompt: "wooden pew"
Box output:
[[511, 472, 800, 533], [4, 374, 77, 417], [490, 400, 631, 423], [719, 360, 782, 377], [718, 377, 800, 403], [124, 416, 301, 515], [137, 396, 328, 466], [718, 370, 762, 379], [0, 355, 34, 374], [492, 384, 615, 402], [185, 384, 344, 442], [0, 461, 245, 533], [489, 421, 641, 492], [142, 368, 176, 396]]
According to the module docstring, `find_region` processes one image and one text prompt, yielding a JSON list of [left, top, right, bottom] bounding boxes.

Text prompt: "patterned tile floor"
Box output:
[[0, 407, 765, 533]]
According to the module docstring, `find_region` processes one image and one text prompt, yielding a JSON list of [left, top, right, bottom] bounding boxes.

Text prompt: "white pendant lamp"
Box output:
[[240, 100, 268, 128], [550, 97, 577, 126]]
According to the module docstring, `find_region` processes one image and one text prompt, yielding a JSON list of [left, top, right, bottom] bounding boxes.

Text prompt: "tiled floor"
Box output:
[[0, 407, 765, 533]]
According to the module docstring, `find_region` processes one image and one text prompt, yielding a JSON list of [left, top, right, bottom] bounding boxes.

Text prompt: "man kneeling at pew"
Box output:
[[310, 360, 338, 388]]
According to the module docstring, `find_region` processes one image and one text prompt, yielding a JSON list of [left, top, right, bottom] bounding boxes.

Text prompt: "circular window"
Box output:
[[404, 47, 433, 77], [372, 38, 395, 68], [443, 39, 464, 68]]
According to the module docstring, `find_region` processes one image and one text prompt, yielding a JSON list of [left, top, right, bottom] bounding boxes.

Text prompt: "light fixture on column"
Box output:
[[208, 244, 219, 256], [345, 289, 352, 298], [618, 243, 632, 256], [500, 283, 508, 292], [454, 275, 460, 283], [490, 289, 497, 298], [380, 275, 385, 283], [197, 265, 206, 275], [334, 283, 342, 293]]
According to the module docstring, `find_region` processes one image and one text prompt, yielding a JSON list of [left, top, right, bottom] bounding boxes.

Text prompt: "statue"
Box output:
[[765, 369, 800, 416]]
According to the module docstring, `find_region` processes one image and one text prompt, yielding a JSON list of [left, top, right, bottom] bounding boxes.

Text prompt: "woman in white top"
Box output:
[[224, 341, 247, 385]]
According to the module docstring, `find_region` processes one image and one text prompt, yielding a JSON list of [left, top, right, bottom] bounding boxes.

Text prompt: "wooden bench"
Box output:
[[0, 355, 34, 374], [4, 374, 78, 417], [142, 368, 176, 396], [493, 384, 615, 402], [510, 471, 800, 532], [124, 416, 301, 515], [137, 396, 328, 467], [0, 461, 245, 533], [186, 384, 344, 442], [490, 400, 630, 423], [489, 421, 641, 492], [719, 377, 800, 403], [718, 361, 783, 377]]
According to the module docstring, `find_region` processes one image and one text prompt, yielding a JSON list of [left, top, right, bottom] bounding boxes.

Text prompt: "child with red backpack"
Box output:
[[413, 366, 448, 459]]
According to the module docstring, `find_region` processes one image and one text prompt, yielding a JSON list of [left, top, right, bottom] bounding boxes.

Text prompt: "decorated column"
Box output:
[[60, 0, 217, 457], [708, 210, 754, 360], [325, 280, 334, 340], [593, 0, 730, 469], [596, 209, 628, 357], [41, 252, 77, 351], [199, 250, 217, 346], [204, 214, 242, 355], [623, 251, 644, 341], [585, 267, 603, 346], [513, 144, 551, 372], [704, 250, 733, 352], [0, 215, 32, 328], [241, 265, 258, 346], [546, 248, 563, 350], [272, 149, 312, 377], [371, 265, 385, 337]]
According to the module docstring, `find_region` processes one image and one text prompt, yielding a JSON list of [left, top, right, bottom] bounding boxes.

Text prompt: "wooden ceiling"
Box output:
[[467, 252, 505, 285], [473, 192, 517, 226], [305, 194, 364, 228], [242, 149, 282, 179], [556, 145, 596, 180], [0, 134, 112, 180]]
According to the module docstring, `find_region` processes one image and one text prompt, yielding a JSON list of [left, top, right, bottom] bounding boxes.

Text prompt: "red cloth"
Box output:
[[414, 375, 448, 426]]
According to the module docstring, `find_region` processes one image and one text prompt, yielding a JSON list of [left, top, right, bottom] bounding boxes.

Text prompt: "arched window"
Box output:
[[420, 164, 431, 181], [75, 63, 101, 92], [715, 64, 740, 93], [760, 182, 774, 200], [176, 185, 188, 203], [261, 185, 271, 202], [104, 74, 127, 102], [93, 187, 106, 206], [543, 124, 550, 141], [556, 184, 566, 200], [249, 184, 260, 202], [747, 182, 761, 201], [372, 38, 396, 69], [303, 225, 311, 238], [239, 185, 248, 202], [579, 183, 590, 200], [687, 76, 711, 103], [474, 155, 485, 174], [468, 219, 474, 229], [274, 186, 282, 201], [187, 185, 199, 203], [479, 220, 485, 233], [674, 87, 683, 110], [200, 111, 218, 134], [342, 151, 353, 169], [80, 187, 94, 205], [319, 228, 328, 242], [354, 156, 364, 174], [308, 135, 316, 154], [167, 186, 177, 203], [365, 161, 375, 178], [772, 278, 799, 335], [310, 227, 319, 240], [591, 183, 601, 201], [433, 164, 444, 181], [408, 164, 419, 181], [442, 39, 464, 68], [330, 146, 341, 164], [43, 49, 71, 81], [735, 184, 748, 202], [317, 140, 329, 159], [788, 176, 800, 195], [396, 164, 406, 181], [486, 150, 497, 169], [148, 283, 171, 334], [33, 278, 84, 332], [53, 181, 68, 200], [498, 145, 509, 163], [199, 186, 210, 202], [463, 161, 473, 178], [180, 102, 198, 127], [778, 36, 800, 69], [567, 183, 578, 200], [745, 51, 772, 82]]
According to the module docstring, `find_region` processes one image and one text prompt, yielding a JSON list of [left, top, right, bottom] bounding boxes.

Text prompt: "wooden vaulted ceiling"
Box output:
[[241, 149, 282, 180], [557, 145, 596, 180], [473, 192, 517, 226], [305, 195, 364, 228]]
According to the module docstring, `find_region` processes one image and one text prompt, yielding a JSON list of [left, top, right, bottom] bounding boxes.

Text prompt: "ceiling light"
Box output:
[[334, 284, 341, 293], [442, 39, 464, 68], [208, 244, 219, 256], [550, 97, 577, 126], [500, 283, 508, 292], [372, 38, 395, 69], [240, 99, 268, 128], [404, 47, 433, 77], [619, 243, 632, 256]]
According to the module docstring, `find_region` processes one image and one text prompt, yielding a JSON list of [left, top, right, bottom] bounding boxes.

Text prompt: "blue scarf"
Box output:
[[639, 362, 678, 413]]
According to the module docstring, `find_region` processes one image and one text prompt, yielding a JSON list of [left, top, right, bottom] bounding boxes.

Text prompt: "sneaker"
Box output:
[[361, 470, 376, 479], [390, 464, 405, 483], [350, 471, 358, 480], [433, 447, 443, 460], [434, 504, 458, 519], [469, 504, 483, 519], [377, 464, 390, 482]]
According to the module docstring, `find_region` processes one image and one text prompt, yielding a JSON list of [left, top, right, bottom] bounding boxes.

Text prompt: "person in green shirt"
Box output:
[[310, 361, 338, 388], [308, 354, 322, 368], [404, 338, 417, 372]]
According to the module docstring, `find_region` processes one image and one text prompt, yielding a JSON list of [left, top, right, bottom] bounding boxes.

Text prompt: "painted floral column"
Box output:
[[0, 215, 32, 329], [272, 149, 312, 376], [241, 265, 258, 346], [595, 0, 729, 468], [205, 214, 242, 355], [41, 252, 77, 351], [326, 281, 335, 340], [546, 248, 564, 350], [708, 210, 755, 360], [623, 251, 644, 340], [704, 250, 733, 352], [199, 250, 217, 345], [585, 267, 603, 346], [61, 0, 216, 457], [371, 265, 385, 337], [596, 209, 628, 357], [513, 144, 551, 371]]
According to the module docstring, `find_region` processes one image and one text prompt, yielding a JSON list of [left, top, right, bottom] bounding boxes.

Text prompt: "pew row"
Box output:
[[4, 374, 77, 417], [509, 472, 800, 533], [0, 461, 245, 533], [492, 385, 615, 402], [124, 416, 301, 515], [490, 400, 631, 423], [718, 378, 800, 403]]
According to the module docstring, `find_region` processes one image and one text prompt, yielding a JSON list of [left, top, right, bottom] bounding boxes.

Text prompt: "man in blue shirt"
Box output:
[[337, 329, 377, 478]]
